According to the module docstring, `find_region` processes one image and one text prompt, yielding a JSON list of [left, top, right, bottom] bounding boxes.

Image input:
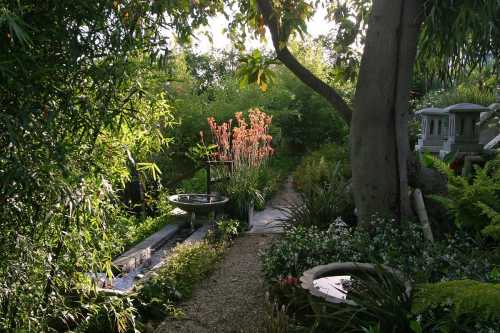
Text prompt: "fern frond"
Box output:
[[422, 153, 455, 179], [477, 202, 500, 240]]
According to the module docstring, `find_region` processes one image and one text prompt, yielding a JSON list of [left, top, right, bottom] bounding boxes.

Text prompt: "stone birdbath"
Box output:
[[168, 193, 229, 229], [168, 160, 231, 229]]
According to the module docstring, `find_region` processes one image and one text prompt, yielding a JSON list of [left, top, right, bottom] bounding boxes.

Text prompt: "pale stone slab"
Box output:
[[113, 224, 179, 272]]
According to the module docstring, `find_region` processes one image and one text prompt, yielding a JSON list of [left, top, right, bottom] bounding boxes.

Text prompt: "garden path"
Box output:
[[154, 178, 299, 333], [249, 176, 300, 234]]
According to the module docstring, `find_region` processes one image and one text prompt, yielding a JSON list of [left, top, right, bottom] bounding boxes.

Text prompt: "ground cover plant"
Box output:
[[262, 217, 499, 332]]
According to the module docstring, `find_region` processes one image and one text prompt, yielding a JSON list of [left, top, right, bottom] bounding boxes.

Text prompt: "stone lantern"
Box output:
[[439, 103, 490, 158], [415, 107, 448, 154]]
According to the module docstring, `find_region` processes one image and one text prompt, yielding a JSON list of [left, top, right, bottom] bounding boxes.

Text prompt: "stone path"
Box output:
[[249, 176, 300, 234], [154, 178, 299, 333]]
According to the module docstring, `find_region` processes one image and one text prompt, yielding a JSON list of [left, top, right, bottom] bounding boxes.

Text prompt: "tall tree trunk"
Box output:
[[257, 0, 423, 224], [351, 0, 422, 224], [395, 0, 423, 219]]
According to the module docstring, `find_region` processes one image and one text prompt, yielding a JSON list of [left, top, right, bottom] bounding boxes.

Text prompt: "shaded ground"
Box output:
[[154, 233, 275, 333]]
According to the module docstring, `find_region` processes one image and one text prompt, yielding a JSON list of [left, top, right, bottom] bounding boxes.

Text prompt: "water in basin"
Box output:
[[175, 194, 225, 204], [313, 275, 352, 300]]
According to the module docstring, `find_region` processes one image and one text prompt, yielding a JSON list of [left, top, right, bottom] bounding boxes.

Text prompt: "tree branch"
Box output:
[[256, 0, 352, 124]]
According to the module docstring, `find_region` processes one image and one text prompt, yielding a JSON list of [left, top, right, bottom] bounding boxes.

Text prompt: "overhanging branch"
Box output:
[[256, 0, 352, 124]]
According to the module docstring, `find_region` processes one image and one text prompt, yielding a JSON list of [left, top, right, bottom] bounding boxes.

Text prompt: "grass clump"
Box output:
[[293, 143, 350, 191]]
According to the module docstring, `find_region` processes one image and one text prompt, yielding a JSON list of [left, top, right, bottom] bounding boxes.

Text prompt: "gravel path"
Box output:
[[154, 179, 299, 333], [154, 233, 275, 333]]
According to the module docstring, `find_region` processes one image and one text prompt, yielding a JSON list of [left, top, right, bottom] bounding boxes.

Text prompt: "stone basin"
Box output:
[[168, 193, 229, 215], [300, 262, 411, 305]]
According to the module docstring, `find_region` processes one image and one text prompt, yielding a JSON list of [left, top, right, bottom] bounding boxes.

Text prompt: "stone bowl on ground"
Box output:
[[300, 262, 412, 305], [168, 193, 229, 216]]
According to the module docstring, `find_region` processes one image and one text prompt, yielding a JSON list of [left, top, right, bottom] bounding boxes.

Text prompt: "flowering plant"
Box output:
[[206, 108, 273, 170], [203, 108, 274, 223], [279, 275, 299, 287]]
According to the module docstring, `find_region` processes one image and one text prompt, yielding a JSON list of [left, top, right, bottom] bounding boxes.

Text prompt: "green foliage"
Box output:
[[120, 215, 172, 252], [281, 144, 354, 229], [293, 143, 351, 191], [159, 41, 350, 187], [412, 280, 500, 332], [184, 50, 240, 95], [231, 0, 313, 48], [313, 267, 414, 333], [320, 1, 371, 84], [218, 166, 265, 222], [262, 217, 492, 284], [178, 169, 208, 194], [237, 49, 277, 92], [418, 0, 499, 84], [262, 219, 496, 332], [426, 155, 500, 238], [282, 162, 354, 229], [264, 298, 294, 333], [214, 218, 241, 243], [415, 84, 496, 110], [413, 280, 500, 320], [216, 152, 296, 216], [478, 202, 500, 241], [137, 241, 224, 321], [272, 58, 350, 151], [74, 296, 138, 333], [0, 0, 224, 329]]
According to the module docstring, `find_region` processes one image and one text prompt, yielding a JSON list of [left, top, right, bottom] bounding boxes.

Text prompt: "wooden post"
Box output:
[[413, 189, 434, 243]]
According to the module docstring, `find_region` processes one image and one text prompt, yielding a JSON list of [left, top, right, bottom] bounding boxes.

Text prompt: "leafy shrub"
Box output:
[[262, 218, 495, 332], [313, 267, 415, 333], [412, 280, 500, 332], [121, 215, 172, 251], [413, 280, 500, 320], [274, 71, 349, 151], [293, 143, 350, 191], [262, 217, 492, 284], [136, 240, 224, 322], [75, 296, 138, 333], [108, 191, 173, 255], [213, 218, 240, 242], [264, 296, 294, 333], [280, 163, 355, 229], [262, 224, 340, 281], [178, 168, 208, 194]]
